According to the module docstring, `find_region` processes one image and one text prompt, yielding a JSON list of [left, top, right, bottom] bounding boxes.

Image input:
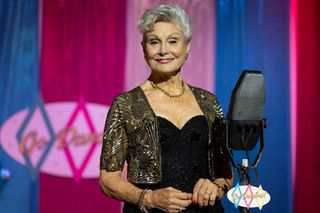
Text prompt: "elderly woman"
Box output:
[[99, 4, 233, 213]]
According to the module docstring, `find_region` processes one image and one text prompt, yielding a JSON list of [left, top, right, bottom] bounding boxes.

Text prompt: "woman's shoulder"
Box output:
[[188, 85, 217, 100], [110, 86, 145, 106], [188, 85, 224, 119]]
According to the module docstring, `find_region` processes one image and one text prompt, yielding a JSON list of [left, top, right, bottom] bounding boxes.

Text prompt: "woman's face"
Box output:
[[143, 22, 190, 74]]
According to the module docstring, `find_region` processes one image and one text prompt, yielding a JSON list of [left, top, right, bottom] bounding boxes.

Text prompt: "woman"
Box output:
[[99, 4, 233, 213]]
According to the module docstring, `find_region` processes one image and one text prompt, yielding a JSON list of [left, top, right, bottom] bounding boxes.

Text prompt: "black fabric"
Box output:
[[123, 116, 224, 213]]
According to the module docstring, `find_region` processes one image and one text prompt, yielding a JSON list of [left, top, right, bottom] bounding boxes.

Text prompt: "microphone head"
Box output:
[[227, 70, 266, 120]]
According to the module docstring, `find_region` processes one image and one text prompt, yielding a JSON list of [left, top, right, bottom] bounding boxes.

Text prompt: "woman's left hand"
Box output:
[[192, 178, 220, 208]]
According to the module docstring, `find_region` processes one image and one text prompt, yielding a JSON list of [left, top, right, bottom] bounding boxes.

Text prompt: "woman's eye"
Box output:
[[149, 40, 159, 45], [168, 40, 177, 44]]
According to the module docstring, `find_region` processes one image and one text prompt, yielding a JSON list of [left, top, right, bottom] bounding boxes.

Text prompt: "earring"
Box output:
[[185, 53, 189, 60]]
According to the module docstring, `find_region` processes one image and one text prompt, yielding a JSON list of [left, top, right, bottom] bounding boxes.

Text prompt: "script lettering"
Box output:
[[56, 126, 102, 149], [19, 131, 48, 156]]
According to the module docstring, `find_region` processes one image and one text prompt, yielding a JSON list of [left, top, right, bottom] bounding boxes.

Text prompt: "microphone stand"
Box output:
[[224, 119, 266, 213], [239, 159, 249, 213]]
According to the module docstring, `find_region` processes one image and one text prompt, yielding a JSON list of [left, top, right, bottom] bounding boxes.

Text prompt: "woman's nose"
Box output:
[[159, 44, 168, 56]]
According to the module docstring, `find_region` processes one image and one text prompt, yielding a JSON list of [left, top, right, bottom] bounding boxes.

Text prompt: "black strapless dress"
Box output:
[[123, 115, 224, 213]]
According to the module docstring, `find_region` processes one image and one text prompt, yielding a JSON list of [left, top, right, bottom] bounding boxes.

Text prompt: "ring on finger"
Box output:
[[206, 192, 211, 200]]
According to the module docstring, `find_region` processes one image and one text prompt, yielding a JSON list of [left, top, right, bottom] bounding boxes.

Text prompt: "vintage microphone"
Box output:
[[225, 70, 267, 212]]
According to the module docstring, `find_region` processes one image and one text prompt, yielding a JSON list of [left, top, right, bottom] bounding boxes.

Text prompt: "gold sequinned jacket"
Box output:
[[100, 85, 231, 184]]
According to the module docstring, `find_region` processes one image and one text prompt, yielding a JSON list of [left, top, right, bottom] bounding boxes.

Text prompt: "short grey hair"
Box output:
[[137, 4, 192, 42]]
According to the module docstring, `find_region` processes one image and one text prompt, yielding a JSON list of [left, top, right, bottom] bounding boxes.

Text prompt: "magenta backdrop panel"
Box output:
[[40, 0, 126, 105], [294, 0, 320, 212], [39, 0, 126, 212]]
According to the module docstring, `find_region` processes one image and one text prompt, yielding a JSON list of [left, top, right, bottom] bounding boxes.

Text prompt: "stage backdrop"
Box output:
[[216, 0, 292, 212], [0, 0, 319, 213]]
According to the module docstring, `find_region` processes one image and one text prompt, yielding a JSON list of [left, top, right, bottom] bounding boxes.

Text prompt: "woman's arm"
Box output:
[[100, 95, 192, 212], [100, 170, 193, 213], [99, 170, 141, 205]]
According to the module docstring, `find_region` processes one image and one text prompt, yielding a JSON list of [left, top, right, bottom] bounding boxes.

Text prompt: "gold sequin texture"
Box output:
[[99, 86, 232, 184]]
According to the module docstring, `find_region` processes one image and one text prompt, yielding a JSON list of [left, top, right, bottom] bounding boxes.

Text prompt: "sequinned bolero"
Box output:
[[100, 85, 231, 184]]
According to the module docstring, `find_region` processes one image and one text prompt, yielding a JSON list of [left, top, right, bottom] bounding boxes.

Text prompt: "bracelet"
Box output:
[[212, 182, 224, 192], [138, 189, 152, 213], [223, 178, 231, 190], [213, 180, 230, 193], [212, 182, 225, 200]]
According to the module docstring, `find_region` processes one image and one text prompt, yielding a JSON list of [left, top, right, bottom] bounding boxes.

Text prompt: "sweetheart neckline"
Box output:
[[157, 115, 206, 130]]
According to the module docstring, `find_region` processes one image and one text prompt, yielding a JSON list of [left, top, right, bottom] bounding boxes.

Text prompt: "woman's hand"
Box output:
[[192, 178, 222, 208], [146, 187, 192, 213]]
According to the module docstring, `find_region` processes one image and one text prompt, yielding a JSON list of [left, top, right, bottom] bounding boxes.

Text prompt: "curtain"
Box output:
[[294, 0, 320, 212], [215, 0, 292, 212], [1, 0, 318, 212], [40, 0, 126, 105], [39, 0, 126, 212], [0, 0, 39, 123], [0, 0, 39, 212]]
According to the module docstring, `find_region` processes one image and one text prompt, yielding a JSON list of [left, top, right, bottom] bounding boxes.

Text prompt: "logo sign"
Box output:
[[227, 183, 271, 210], [0, 96, 108, 182]]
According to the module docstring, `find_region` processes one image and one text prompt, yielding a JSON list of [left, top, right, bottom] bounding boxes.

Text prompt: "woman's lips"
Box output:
[[156, 58, 174, 64]]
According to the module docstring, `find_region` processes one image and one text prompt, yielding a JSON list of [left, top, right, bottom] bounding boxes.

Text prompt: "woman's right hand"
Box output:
[[145, 187, 192, 213]]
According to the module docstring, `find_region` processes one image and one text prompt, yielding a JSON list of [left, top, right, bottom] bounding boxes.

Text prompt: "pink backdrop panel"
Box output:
[[125, 0, 215, 91]]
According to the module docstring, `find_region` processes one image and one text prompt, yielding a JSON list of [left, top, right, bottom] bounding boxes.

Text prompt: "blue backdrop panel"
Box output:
[[215, 0, 291, 212], [0, 0, 39, 212]]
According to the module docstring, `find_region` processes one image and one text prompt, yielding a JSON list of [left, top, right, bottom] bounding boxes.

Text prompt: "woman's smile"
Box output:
[[156, 58, 174, 64]]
